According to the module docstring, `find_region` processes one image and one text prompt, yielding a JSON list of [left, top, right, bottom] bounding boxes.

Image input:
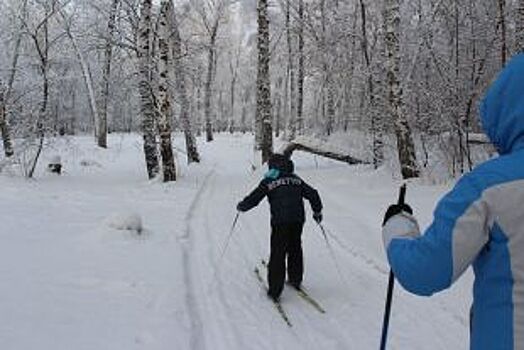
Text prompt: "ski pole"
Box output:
[[210, 212, 240, 287], [380, 184, 406, 350], [317, 222, 349, 289]]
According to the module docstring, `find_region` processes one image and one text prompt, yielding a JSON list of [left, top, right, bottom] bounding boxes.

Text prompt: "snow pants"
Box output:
[[267, 223, 304, 299]]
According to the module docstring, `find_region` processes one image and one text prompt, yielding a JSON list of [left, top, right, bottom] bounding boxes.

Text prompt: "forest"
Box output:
[[0, 0, 522, 178]]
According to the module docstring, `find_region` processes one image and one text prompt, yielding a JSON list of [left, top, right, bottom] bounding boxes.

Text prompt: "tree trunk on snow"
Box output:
[[497, 0, 507, 66], [360, 0, 384, 168], [285, 1, 296, 140], [204, 31, 217, 142], [256, 0, 273, 163], [28, 2, 53, 179], [169, 0, 200, 163], [98, 0, 120, 149], [0, 82, 14, 158], [274, 77, 283, 137], [138, 0, 159, 179], [296, 0, 305, 135], [1, 0, 27, 158], [59, 12, 100, 144], [385, 0, 418, 179], [517, 0, 524, 52], [156, 1, 177, 182]]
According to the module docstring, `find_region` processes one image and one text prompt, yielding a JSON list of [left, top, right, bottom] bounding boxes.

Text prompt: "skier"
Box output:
[[237, 153, 323, 301], [381, 53, 524, 350]]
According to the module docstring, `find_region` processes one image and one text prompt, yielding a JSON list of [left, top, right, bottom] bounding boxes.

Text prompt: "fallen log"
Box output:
[[281, 140, 369, 165]]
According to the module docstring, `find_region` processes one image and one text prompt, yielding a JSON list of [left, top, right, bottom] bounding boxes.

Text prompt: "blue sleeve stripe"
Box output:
[[388, 153, 524, 296]]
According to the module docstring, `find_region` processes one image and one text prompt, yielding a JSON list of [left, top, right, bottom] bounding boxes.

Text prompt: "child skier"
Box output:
[[237, 153, 323, 301], [381, 53, 524, 349]]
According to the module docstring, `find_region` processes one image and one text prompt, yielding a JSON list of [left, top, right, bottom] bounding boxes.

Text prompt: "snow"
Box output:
[[0, 133, 472, 349], [106, 212, 143, 233]]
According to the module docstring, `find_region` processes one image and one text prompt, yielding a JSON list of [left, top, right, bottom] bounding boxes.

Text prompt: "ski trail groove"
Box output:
[[180, 169, 215, 350]]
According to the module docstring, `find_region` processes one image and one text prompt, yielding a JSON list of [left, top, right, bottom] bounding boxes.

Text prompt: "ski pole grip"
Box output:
[[397, 184, 407, 206]]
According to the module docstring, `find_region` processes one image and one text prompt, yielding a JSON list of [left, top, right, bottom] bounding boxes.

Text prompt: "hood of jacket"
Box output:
[[480, 54, 524, 155], [267, 153, 294, 174]]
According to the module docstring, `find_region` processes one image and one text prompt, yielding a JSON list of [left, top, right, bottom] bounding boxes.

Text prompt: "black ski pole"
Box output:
[[380, 184, 406, 350], [210, 212, 240, 287]]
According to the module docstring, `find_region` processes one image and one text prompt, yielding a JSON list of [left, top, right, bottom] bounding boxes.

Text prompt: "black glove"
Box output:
[[313, 212, 323, 224], [236, 202, 244, 212], [382, 203, 413, 226]]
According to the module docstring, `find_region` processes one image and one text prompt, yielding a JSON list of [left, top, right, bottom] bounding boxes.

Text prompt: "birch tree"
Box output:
[[285, 1, 296, 140], [0, 0, 27, 158], [98, 0, 120, 149], [156, 0, 177, 181], [296, 0, 305, 135], [194, 0, 229, 142], [384, 0, 418, 179], [517, 0, 524, 52], [24, 0, 65, 178], [168, 0, 200, 163], [58, 10, 100, 144], [0, 81, 13, 157], [138, 0, 159, 179], [360, 0, 383, 168], [256, 0, 273, 162]]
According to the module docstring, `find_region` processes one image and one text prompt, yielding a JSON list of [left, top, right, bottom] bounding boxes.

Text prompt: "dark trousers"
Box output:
[[267, 223, 304, 298]]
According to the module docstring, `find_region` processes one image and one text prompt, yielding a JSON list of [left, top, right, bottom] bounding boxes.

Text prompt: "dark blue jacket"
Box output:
[[237, 155, 322, 226]]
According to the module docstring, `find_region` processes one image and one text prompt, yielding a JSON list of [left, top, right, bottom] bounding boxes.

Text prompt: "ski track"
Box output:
[[179, 169, 216, 350]]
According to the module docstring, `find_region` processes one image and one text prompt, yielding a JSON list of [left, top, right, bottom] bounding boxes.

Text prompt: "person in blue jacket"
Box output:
[[237, 154, 323, 301], [382, 53, 524, 349]]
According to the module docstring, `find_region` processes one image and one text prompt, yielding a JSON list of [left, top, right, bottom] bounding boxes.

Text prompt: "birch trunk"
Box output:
[[28, 2, 52, 179], [296, 0, 305, 135], [385, 0, 418, 179], [1, 0, 27, 158], [156, 0, 176, 181], [60, 13, 100, 142], [517, 0, 524, 52], [286, 1, 296, 140], [169, 1, 200, 163], [256, 0, 273, 163], [204, 31, 217, 142], [138, 0, 159, 179], [98, 0, 120, 148], [360, 0, 384, 168], [0, 82, 13, 158]]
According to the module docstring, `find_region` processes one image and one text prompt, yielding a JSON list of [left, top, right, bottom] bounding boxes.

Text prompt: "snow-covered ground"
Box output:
[[0, 133, 473, 349]]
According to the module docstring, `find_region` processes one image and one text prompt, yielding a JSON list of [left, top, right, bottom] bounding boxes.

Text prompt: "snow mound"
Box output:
[[106, 212, 143, 233]]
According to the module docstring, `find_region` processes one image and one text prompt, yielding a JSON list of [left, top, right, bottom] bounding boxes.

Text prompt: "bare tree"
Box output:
[[0, 0, 28, 158], [285, 0, 296, 140], [0, 81, 13, 157], [384, 0, 418, 179], [23, 0, 65, 178], [168, 0, 200, 163], [256, 0, 273, 162], [517, 0, 524, 52], [360, 0, 383, 168], [138, 0, 159, 179], [194, 0, 229, 142], [58, 10, 100, 144], [98, 0, 121, 148], [296, 0, 305, 135], [156, 0, 177, 181]]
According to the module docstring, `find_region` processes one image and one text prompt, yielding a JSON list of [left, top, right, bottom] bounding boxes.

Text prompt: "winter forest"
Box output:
[[1, 0, 524, 349]]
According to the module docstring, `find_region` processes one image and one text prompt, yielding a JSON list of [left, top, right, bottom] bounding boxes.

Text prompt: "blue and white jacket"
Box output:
[[382, 54, 524, 349]]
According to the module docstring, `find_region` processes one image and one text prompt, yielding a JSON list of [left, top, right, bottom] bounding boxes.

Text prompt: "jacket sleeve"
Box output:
[[237, 181, 268, 212], [302, 181, 323, 213], [386, 173, 491, 296]]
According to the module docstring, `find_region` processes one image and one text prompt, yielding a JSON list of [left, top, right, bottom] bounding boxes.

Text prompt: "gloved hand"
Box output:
[[313, 212, 323, 224], [382, 203, 413, 226], [236, 202, 246, 212]]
